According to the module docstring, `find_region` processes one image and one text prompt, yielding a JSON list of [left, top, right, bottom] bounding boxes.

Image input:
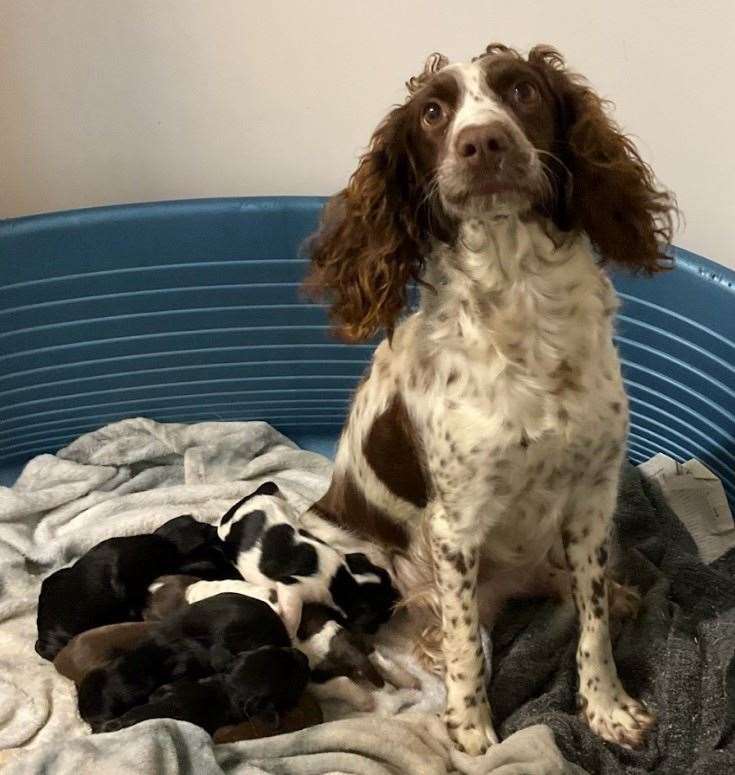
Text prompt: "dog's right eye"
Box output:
[[422, 101, 445, 126]]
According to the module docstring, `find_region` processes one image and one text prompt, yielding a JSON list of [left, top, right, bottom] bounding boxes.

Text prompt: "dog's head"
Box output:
[[306, 44, 676, 341]]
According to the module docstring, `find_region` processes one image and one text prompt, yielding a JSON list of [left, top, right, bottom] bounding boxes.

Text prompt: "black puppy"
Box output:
[[154, 515, 241, 580], [77, 638, 210, 729], [100, 646, 310, 734], [36, 515, 240, 660], [36, 535, 179, 661], [79, 592, 291, 730]]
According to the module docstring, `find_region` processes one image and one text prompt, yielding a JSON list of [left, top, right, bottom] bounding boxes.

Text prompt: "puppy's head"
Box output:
[[155, 515, 240, 580], [227, 646, 310, 721], [341, 553, 400, 635]]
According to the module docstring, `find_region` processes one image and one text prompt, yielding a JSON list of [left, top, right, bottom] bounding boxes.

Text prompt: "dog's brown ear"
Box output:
[[304, 105, 427, 342], [529, 45, 677, 273]]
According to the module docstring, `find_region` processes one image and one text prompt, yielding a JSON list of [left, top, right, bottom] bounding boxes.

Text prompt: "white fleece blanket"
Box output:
[[0, 418, 587, 774]]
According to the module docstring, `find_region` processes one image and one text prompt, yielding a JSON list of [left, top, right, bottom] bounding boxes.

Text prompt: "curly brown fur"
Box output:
[[490, 43, 677, 273], [305, 73, 456, 342]]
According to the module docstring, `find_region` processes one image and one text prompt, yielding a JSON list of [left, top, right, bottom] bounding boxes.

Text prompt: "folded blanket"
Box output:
[[0, 417, 732, 774]]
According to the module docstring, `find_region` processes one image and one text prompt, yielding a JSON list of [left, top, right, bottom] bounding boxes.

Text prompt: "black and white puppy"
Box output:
[[143, 578, 417, 710], [218, 482, 399, 636], [36, 515, 239, 661], [100, 646, 310, 735], [78, 592, 291, 730]]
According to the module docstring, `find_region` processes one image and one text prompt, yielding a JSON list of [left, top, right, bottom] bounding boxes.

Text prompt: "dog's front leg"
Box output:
[[563, 477, 655, 749], [430, 503, 498, 755]]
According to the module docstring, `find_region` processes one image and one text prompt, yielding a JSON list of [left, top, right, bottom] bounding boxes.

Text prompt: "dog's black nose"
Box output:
[[456, 124, 511, 168]]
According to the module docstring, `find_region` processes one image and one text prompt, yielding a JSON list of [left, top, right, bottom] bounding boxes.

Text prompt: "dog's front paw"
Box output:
[[580, 692, 655, 749], [445, 703, 498, 756]]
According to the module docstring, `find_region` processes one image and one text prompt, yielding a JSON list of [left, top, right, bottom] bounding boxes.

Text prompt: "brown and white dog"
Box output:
[[304, 44, 676, 755]]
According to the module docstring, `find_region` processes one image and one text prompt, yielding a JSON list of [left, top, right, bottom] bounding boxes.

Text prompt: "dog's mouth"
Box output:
[[439, 174, 540, 216], [438, 151, 544, 217]]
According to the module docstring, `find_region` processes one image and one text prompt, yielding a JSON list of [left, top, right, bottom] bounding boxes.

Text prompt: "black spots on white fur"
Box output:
[[596, 545, 609, 566], [220, 481, 280, 526], [224, 509, 266, 559], [259, 524, 318, 582], [591, 577, 605, 603], [449, 552, 468, 575]]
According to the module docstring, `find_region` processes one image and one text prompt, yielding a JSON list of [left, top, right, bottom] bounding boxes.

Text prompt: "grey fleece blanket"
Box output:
[[489, 465, 735, 774], [0, 418, 584, 775]]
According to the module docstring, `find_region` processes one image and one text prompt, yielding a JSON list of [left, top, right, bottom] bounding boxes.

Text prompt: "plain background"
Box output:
[[1, 1, 733, 268]]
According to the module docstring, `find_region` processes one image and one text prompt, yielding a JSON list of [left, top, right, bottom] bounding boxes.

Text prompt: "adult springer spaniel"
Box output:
[[304, 44, 676, 755]]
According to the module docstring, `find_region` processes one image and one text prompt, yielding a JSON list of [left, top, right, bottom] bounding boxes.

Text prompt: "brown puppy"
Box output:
[[213, 690, 323, 743], [54, 622, 152, 684], [143, 575, 199, 621]]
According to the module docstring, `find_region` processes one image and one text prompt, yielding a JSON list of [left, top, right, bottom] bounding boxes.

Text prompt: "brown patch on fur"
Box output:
[[363, 394, 429, 508], [313, 473, 409, 551]]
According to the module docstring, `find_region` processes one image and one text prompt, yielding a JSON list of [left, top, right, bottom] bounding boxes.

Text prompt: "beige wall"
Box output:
[[1, 1, 733, 268]]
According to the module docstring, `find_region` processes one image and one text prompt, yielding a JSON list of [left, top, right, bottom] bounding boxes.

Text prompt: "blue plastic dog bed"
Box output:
[[1, 197, 733, 508]]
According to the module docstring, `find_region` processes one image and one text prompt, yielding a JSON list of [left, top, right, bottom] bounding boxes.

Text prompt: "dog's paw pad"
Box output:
[[584, 695, 655, 749]]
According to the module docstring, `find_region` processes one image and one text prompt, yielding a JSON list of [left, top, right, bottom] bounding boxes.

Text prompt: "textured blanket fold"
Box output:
[[1, 417, 733, 774]]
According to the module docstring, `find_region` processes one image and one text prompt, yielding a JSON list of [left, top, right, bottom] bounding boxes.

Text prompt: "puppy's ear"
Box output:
[[529, 45, 677, 273]]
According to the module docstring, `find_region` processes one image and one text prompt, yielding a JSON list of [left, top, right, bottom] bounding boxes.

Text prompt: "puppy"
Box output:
[[172, 581, 408, 708], [37, 516, 239, 660], [100, 646, 310, 735], [218, 482, 399, 636], [180, 581, 376, 686], [36, 534, 180, 660], [77, 638, 210, 730], [53, 622, 152, 684], [78, 593, 291, 729], [298, 603, 419, 710]]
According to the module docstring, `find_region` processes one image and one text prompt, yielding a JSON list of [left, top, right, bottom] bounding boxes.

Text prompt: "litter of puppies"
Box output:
[[35, 482, 405, 741]]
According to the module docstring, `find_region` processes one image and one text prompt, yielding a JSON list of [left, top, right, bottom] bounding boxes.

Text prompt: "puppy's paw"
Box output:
[[581, 692, 655, 749], [445, 703, 498, 756]]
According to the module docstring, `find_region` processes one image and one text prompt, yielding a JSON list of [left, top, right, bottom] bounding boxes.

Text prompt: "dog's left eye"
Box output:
[[511, 81, 539, 105]]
